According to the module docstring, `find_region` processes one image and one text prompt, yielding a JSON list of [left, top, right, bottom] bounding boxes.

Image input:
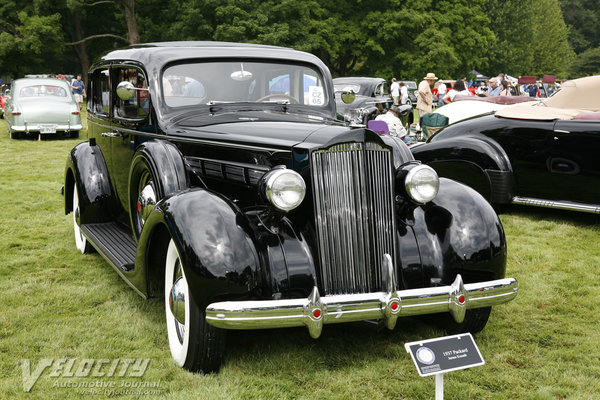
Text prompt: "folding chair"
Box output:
[[419, 113, 449, 141]]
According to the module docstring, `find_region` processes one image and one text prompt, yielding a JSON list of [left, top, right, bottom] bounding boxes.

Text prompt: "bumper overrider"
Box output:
[[205, 255, 518, 338]]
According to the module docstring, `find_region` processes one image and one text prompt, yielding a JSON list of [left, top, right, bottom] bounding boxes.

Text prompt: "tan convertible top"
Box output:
[[495, 75, 600, 121]]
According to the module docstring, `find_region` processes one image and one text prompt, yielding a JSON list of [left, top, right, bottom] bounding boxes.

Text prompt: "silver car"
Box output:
[[4, 78, 83, 139]]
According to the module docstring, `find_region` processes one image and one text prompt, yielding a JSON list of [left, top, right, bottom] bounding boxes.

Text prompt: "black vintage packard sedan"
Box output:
[[412, 75, 600, 214], [64, 42, 517, 373]]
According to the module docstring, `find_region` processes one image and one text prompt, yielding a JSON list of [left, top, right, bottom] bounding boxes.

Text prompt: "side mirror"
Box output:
[[341, 90, 355, 104], [116, 81, 149, 101], [116, 81, 135, 100]]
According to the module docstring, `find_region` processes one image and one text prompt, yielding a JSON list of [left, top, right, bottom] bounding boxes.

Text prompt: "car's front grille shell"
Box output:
[[311, 142, 396, 295]]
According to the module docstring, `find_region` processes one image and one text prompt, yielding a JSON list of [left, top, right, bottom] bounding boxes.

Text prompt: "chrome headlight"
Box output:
[[404, 164, 439, 204], [263, 168, 306, 212]]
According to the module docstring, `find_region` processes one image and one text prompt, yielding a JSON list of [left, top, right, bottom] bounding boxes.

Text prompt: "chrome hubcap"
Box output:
[[137, 182, 156, 227], [169, 276, 186, 326]]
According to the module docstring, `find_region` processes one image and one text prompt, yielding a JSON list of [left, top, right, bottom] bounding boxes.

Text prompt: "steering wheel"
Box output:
[[256, 93, 298, 104]]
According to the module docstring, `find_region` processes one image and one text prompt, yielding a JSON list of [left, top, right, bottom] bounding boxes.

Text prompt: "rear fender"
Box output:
[[64, 141, 114, 223]]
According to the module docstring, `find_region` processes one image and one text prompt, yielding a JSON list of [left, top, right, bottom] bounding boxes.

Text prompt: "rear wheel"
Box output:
[[72, 184, 93, 254], [164, 239, 225, 372]]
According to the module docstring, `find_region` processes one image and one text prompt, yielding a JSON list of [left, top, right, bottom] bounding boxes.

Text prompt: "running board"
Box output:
[[512, 196, 600, 214], [81, 223, 137, 271]]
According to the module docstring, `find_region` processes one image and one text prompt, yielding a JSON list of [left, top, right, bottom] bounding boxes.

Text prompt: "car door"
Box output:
[[549, 119, 600, 204], [110, 65, 155, 220], [490, 119, 558, 200]]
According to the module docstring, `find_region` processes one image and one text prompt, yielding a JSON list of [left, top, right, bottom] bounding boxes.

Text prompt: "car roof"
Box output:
[[13, 78, 70, 89], [96, 41, 329, 72], [333, 77, 386, 84]]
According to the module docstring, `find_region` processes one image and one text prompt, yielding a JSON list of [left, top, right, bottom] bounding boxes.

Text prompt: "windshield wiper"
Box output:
[[207, 100, 289, 113]]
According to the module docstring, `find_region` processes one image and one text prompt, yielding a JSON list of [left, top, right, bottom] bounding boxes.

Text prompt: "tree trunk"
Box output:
[[72, 13, 90, 86], [120, 0, 140, 44]]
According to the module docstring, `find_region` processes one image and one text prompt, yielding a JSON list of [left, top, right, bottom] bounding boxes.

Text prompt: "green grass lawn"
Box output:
[[0, 114, 599, 399]]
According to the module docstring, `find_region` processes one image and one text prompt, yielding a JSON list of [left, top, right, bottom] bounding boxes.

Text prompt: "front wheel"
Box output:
[[440, 307, 492, 334], [164, 239, 226, 372]]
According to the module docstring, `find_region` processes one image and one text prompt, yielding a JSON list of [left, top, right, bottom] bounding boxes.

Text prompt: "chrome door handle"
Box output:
[[101, 132, 123, 137]]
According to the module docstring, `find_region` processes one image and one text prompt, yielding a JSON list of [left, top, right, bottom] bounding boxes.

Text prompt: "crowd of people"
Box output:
[[376, 71, 559, 142]]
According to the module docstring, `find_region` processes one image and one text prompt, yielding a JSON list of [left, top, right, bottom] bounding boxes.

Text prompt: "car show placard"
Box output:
[[405, 333, 484, 377]]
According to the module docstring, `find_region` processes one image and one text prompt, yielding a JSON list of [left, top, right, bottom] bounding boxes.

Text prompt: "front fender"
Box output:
[[64, 141, 114, 223], [138, 188, 261, 308], [407, 178, 507, 287], [411, 136, 514, 203]]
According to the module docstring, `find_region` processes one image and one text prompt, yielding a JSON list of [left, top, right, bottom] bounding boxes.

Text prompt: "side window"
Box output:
[[113, 67, 149, 119], [88, 68, 110, 115]]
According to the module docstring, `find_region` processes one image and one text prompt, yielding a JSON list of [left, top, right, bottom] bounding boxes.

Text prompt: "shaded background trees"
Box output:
[[0, 0, 597, 82]]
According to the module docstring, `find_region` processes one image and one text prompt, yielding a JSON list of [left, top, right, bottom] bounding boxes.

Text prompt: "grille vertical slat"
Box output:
[[311, 142, 396, 295]]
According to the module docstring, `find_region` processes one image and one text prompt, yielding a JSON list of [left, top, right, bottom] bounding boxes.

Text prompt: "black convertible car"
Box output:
[[64, 42, 517, 373], [412, 75, 600, 213]]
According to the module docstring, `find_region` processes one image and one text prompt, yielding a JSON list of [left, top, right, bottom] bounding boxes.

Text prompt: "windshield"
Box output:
[[162, 61, 327, 109]]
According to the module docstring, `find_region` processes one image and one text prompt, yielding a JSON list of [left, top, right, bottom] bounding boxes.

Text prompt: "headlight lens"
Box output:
[[264, 168, 306, 212], [405, 164, 439, 204]]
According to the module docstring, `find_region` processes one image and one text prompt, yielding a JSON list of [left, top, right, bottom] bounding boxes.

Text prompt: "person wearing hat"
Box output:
[[417, 72, 437, 118], [485, 77, 501, 97], [375, 105, 408, 142]]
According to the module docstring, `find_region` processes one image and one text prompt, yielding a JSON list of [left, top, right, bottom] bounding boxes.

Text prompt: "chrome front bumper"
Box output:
[[206, 272, 518, 339]]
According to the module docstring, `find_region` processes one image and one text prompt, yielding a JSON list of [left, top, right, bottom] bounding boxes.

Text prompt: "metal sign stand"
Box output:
[[435, 373, 444, 400]]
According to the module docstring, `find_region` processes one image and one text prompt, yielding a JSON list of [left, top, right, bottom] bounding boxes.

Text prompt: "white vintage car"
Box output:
[[4, 78, 83, 139]]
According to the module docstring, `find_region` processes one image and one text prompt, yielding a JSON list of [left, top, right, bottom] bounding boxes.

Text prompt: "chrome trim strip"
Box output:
[[512, 196, 600, 214], [184, 155, 271, 172], [205, 274, 518, 338]]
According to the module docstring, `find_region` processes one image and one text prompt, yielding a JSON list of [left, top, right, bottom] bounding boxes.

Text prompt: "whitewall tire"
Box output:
[[164, 239, 225, 372], [73, 185, 92, 254]]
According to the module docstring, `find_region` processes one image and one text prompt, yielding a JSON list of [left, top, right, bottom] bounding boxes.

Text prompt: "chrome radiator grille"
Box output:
[[311, 142, 396, 295]]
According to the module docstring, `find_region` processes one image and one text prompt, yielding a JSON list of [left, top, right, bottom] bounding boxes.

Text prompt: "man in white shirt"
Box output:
[[400, 82, 408, 105], [390, 78, 400, 105], [436, 79, 447, 107], [375, 105, 408, 142]]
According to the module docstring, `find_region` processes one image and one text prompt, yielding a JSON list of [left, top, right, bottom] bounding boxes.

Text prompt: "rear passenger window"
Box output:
[[88, 68, 110, 115]]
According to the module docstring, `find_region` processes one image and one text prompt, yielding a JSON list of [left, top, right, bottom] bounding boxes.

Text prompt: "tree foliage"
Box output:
[[483, 0, 574, 77], [0, 0, 590, 81]]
